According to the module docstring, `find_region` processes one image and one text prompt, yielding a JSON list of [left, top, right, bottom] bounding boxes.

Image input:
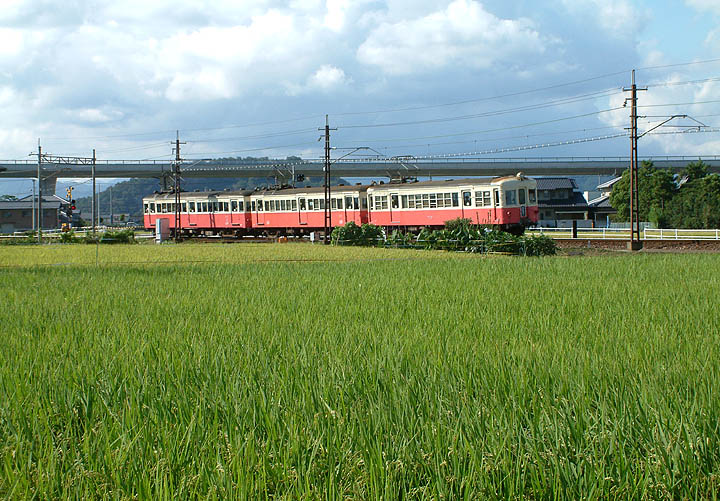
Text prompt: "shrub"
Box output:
[[520, 234, 557, 256], [331, 222, 384, 246], [59, 230, 81, 244], [99, 229, 136, 244]]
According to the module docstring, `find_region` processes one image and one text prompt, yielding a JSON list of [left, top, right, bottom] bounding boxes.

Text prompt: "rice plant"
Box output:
[[0, 246, 719, 498]]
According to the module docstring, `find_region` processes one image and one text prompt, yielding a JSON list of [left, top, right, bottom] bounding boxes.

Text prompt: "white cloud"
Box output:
[[685, 0, 720, 16], [357, 0, 546, 75], [559, 0, 646, 37]]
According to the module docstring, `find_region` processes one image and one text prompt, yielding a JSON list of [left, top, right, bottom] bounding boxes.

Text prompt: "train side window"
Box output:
[[401, 195, 407, 208], [264, 201, 269, 211], [239, 200, 244, 211], [353, 197, 359, 209], [361, 197, 367, 209], [483, 191, 491, 206], [494, 190, 499, 206], [308, 199, 314, 210], [518, 189, 526, 205], [319, 199, 325, 210], [252, 201, 257, 211], [429, 193, 437, 209], [462, 191, 472, 207], [331, 198, 337, 209], [505, 190, 517, 205], [452, 193, 459, 207], [149, 203, 155, 213], [182, 203, 187, 213], [189, 202, 195, 212], [292, 200, 297, 210], [300, 198, 307, 210], [224, 202, 229, 212], [368, 195, 373, 209], [144, 204, 149, 214], [338, 198, 343, 209], [345, 196, 352, 209], [391, 194, 399, 209], [231, 200, 238, 212], [528, 189, 536, 204]]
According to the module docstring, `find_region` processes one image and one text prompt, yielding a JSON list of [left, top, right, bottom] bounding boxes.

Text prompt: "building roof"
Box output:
[[538, 191, 589, 209], [535, 177, 578, 190], [588, 194, 615, 210], [596, 177, 622, 190], [0, 200, 62, 209]]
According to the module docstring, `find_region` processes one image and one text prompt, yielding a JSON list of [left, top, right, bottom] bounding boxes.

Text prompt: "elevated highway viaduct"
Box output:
[[1, 156, 719, 194]]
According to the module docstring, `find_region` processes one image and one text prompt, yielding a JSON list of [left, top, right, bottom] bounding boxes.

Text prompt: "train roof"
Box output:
[[367, 176, 534, 190], [251, 184, 370, 196], [145, 189, 255, 200]]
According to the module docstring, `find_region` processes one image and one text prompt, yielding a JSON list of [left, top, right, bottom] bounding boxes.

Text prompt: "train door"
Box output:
[[460, 190, 472, 217], [493, 189, 499, 222], [299, 198, 308, 225], [518, 188, 527, 218], [390, 193, 400, 223], [254, 199, 263, 226]]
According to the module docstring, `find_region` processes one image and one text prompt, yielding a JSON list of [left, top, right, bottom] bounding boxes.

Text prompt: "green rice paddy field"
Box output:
[[1, 244, 719, 499]]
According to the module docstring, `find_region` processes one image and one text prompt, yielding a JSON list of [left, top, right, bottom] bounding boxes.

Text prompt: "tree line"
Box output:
[[610, 161, 720, 229]]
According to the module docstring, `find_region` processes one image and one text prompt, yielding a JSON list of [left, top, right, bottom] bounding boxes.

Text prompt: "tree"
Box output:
[[665, 174, 720, 229], [682, 161, 709, 182], [609, 161, 675, 222]]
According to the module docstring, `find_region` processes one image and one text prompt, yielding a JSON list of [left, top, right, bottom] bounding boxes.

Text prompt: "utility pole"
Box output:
[[624, 70, 646, 251], [37, 140, 42, 243], [92, 149, 96, 236], [31, 179, 36, 235], [110, 186, 114, 226], [319, 115, 336, 244], [172, 130, 185, 242]]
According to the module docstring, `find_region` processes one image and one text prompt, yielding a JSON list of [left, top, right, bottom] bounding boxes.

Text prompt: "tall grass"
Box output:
[[0, 247, 719, 498]]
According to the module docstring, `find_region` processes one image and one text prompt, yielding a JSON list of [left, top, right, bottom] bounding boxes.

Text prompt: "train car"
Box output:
[[143, 189, 253, 235], [366, 174, 538, 234], [249, 184, 369, 234]]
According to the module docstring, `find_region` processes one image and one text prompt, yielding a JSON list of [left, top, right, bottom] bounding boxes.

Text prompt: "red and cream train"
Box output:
[[143, 174, 539, 236]]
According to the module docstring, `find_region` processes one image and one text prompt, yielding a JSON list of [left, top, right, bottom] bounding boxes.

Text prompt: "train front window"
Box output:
[[518, 189, 526, 205], [505, 190, 517, 205], [528, 189, 536, 204]]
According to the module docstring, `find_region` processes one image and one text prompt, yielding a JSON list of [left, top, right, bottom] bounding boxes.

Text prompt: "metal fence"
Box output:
[[528, 227, 720, 240]]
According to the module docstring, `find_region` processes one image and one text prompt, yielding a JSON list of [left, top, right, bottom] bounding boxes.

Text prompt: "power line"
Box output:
[[344, 107, 625, 143], [337, 89, 622, 129]]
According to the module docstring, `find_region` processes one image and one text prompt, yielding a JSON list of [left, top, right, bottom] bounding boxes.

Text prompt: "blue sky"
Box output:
[[1, 0, 719, 196]]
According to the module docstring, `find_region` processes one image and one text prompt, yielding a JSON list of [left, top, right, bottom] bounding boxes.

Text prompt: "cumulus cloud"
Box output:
[[559, 0, 648, 37], [357, 0, 546, 75], [685, 0, 720, 16]]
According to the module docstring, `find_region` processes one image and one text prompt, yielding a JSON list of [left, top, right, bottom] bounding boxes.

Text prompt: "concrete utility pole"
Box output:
[[37, 140, 42, 244], [172, 131, 185, 242], [31, 179, 36, 235], [92, 149, 96, 236]]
